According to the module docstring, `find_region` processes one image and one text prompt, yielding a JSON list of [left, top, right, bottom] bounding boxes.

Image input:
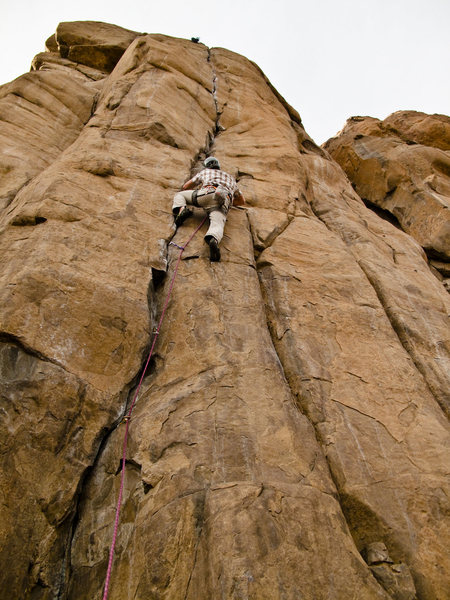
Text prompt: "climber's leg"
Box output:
[[205, 209, 227, 245], [172, 190, 195, 213], [172, 190, 194, 226], [204, 190, 230, 257]]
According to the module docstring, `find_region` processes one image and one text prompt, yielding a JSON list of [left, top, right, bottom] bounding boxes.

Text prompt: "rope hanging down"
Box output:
[[102, 215, 208, 600]]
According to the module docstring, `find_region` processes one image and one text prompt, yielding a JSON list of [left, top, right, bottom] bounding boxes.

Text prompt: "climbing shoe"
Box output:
[[174, 206, 192, 227], [208, 237, 221, 262]]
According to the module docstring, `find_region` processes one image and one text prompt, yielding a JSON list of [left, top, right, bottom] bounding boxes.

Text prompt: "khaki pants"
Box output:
[[172, 187, 231, 244]]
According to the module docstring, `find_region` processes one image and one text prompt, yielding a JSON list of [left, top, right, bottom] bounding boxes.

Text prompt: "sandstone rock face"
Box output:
[[0, 70, 101, 211], [0, 22, 449, 600], [54, 21, 142, 72], [363, 542, 417, 600], [323, 112, 450, 264]]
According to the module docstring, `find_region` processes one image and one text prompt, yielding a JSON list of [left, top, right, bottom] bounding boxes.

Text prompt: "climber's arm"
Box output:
[[182, 178, 197, 190]]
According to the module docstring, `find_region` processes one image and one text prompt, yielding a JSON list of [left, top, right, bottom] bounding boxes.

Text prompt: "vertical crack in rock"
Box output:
[[61, 131, 207, 595], [182, 490, 206, 600], [208, 49, 222, 137], [64, 44, 224, 597], [57, 372, 150, 598], [179, 49, 222, 181], [246, 210, 344, 498], [247, 211, 393, 597], [55, 400, 132, 599], [252, 228, 409, 598], [57, 262, 172, 598]]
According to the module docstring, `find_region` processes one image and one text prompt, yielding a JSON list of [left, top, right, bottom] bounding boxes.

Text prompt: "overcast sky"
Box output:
[[1, 0, 449, 144]]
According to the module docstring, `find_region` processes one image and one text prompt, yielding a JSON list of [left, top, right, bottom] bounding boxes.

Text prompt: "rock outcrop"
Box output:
[[0, 21, 449, 600], [323, 112, 450, 267]]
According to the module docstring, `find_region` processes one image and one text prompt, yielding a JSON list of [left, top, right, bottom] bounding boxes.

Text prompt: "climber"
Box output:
[[172, 157, 245, 262]]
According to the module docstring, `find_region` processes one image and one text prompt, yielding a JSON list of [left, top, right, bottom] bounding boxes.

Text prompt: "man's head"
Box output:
[[204, 157, 220, 170]]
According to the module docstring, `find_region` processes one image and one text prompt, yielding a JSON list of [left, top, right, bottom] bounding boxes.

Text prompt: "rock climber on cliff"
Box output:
[[172, 157, 245, 262]]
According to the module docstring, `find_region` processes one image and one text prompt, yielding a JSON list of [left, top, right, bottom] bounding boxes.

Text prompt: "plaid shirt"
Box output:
[[191, 168, 239, 197]]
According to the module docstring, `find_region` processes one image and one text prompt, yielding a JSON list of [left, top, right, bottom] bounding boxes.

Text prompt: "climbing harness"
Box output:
[[102, 214, 208, 600]]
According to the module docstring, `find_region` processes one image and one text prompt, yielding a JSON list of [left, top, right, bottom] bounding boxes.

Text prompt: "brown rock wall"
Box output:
[[0, 35, 216, 391], [67, 39, 389, 600], [257, 208, 449, 598], [303, 157, 450, 417], [0, 68, 101, 211], [69, 214, 389, 599], [0, 22, 449, 600], [55, 21, 142, 72], [0, 20, 144, 215], [0, 339, 116, 595], [210, 50, 449, 600], [0, 32, 221, 599], [324, 112, 450, 261], [383, 111, 450, 151], [31, 52, 107, 80], [0, 31, 214, 597]]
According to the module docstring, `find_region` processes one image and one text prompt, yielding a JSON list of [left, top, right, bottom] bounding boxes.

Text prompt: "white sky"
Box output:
[[1, 0, 449, 144]]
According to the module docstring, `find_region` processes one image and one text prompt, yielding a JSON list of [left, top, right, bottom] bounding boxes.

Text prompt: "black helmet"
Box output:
[[204, 157, 220, 169]]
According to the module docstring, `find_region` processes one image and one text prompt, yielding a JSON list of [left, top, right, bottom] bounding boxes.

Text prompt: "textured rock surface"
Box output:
[[54, 21, 143, 72], [362, 543, 417, 600], [0, 22, 449, 600], [0, 69, 102, 211], [323, 111, 450, 263]]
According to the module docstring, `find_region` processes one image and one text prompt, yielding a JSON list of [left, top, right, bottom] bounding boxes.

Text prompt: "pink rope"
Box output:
[[102, 215, 208, 600]]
